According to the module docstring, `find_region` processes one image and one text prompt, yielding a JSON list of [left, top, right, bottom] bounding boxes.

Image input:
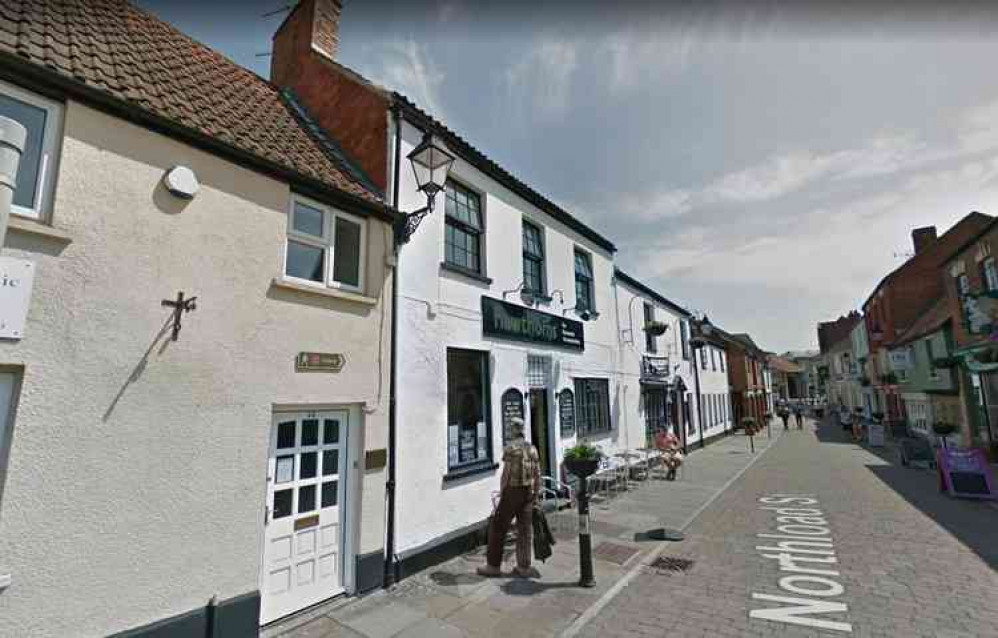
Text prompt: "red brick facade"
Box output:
[[271, 0, 391, 192], [723, 334, 769, 427], [943, 219, 998, 350], [864, 212, 992, 351]]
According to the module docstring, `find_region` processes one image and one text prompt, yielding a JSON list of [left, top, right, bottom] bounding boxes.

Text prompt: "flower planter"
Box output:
[[564, 457, 600, 479], [931, 423, 957, 438]]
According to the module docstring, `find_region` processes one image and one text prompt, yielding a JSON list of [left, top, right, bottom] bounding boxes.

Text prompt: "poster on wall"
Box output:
[[501, 388, 525, 446], [937, 447, 997, 500], [559, 389, 576, 438]]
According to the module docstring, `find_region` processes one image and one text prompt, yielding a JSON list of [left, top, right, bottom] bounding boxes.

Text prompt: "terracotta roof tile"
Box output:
[[0, 0, 382, 206]]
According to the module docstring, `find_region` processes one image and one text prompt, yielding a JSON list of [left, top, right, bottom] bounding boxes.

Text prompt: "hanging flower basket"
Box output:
[[741, 417, 757, 435], [643, 320, 669, 336]]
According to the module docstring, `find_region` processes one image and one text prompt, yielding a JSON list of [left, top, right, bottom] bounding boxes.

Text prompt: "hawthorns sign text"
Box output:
[[749, 495, 852, 633]]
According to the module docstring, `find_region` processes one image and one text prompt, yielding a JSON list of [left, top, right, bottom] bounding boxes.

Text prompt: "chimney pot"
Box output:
[[911, 226, 937, 255]]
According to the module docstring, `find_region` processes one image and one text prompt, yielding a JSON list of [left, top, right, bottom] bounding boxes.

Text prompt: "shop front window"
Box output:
[[446, 349, 493, 472]]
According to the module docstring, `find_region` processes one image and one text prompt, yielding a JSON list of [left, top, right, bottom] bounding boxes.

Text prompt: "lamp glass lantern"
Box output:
[[408, 133, 456, 204]]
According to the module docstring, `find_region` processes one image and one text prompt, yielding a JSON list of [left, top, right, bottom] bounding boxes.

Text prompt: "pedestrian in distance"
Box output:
[[793, 405, 803, 430], [779, 408, 790, 430], [478, 417, 541, 579]]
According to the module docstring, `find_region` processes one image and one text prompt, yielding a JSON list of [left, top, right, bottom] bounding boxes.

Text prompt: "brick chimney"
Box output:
[[911, 226, 937, 255], [271, 0, 391, 192]]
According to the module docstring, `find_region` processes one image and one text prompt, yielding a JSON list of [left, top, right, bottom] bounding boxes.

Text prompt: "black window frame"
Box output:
[[575, 378, 611, 436], [445, 348, 495, 478], [574, 249, 595, 313], [643, 302, 656, 353], [443, 179, 485, 276], [522, 219, 546, 296]]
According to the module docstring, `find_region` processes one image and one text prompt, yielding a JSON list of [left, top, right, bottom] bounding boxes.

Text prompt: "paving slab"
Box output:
[[268, 429, 780, 638]]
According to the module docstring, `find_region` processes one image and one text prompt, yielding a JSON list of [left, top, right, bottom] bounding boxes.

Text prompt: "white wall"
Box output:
[[613, 279, 733, 451], [0, 101, 393, 637], [393, 119, 621, 555]]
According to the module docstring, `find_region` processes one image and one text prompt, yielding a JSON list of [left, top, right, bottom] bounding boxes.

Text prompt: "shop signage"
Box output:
[[481, 296, 584, 351], [559, 388, 576, 438], [961, 290, 998, 337], [937, 447, 996, 499], [888, 349, 910, 370], [501, 388, 525, 446], [0, 257, 35, 340], [296, 352, 346, 373]]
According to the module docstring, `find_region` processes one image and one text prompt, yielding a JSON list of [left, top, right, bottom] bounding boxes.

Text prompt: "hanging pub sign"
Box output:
[[889, 348, 911, 370], [481, 296, 584, 351], [501, 388, 525, 446], [937, 447, 996, 500], [559, 388, 576, 438]]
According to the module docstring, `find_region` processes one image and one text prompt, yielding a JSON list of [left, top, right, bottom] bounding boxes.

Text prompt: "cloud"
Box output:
[[367, 37, 447, 122], [626, 133, 932, 222], [504, 37, 579, 118], [958, 95, 998, 154]]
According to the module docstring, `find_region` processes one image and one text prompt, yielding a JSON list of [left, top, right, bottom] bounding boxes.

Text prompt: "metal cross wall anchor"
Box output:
[[161, 291, 198, 341]]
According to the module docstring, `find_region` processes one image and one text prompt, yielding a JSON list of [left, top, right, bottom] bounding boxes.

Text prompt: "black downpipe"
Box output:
[[694, 352, 705, 449], [384, 106, 403, 588]]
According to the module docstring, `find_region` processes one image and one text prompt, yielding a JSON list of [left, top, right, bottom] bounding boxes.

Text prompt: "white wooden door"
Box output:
[[260, 411, 347, 624]]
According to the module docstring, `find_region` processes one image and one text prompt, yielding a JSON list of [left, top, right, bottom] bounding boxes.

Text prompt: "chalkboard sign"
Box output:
[[559, 389, 576, 438], [938, 447, 997, 500], [501, 388, 525, 446]]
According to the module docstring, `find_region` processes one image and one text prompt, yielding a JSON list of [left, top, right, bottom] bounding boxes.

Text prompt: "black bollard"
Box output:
[[577, 477, 595, 588]]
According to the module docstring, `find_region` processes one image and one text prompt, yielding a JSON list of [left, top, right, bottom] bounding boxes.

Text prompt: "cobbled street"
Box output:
[[579, 419, 998, 638]]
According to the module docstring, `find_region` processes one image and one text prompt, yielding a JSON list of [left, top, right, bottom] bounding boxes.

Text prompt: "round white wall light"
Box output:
[[163, 166, 200, 199]]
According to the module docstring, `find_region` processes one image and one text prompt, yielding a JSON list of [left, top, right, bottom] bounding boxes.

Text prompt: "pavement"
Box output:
[[577, 417, 998, 638], [265, 417, 998, 638], [262, 426, 781, 638]]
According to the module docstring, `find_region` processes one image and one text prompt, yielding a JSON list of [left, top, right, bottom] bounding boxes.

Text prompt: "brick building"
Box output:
[[720, 332, 770, 426], [940, 216, 998, 456], [861, 212, 993, 423]]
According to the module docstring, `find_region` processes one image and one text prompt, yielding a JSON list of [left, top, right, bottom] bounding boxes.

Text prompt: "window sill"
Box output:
[[270, 277, 378, 306], [443, 462, 499, 483], [6, 216, 73, 244], [439, 262, 493, 285]]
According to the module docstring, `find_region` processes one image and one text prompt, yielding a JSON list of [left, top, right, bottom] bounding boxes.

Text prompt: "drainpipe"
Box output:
[[0, 116, 27, 247], [383, 105, 403, 588]]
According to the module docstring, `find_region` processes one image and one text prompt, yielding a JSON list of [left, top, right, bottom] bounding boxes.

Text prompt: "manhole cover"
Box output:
[[593, 542, 640, 565], [650, 556, 694, 573]]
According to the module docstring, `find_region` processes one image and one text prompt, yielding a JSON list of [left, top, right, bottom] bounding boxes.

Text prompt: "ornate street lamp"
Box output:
[[395, 133, 456, 244]]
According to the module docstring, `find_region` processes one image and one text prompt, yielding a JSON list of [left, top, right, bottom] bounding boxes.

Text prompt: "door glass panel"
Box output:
[[322, 481, 338, 508], [301, 419, 319, 446], [322, 449, 339, 476], [277, 421, 296, 449], [273, 489, 293, 519], [275, 455, 295, 484], [298, 485, 316, 513], [300, 452, 317, 479], [323, 419, 339, 444]]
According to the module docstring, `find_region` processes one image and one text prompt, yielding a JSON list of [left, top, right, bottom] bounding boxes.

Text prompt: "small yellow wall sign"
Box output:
[[295, 352, 346, 373]]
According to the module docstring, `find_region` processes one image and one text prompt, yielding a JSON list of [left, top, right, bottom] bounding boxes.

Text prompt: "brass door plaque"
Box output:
[[365, 448, 388, 470]]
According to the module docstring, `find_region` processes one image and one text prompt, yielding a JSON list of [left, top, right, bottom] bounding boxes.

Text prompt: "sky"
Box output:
[[139, 0, 998, 353]]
